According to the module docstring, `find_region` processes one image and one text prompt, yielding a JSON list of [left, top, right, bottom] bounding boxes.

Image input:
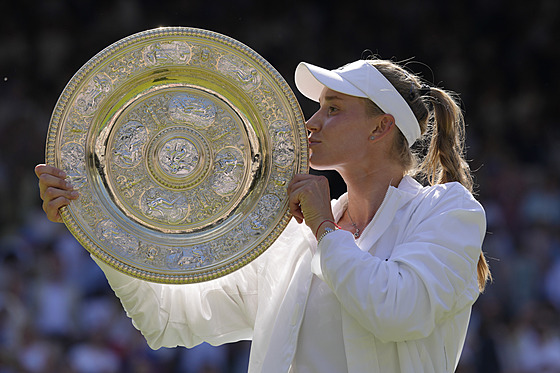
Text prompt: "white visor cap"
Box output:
[[295, 60, 421, 146]]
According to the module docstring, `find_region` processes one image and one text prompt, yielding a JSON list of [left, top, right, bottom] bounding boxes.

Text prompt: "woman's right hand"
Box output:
[[34, 164, 79, 223]]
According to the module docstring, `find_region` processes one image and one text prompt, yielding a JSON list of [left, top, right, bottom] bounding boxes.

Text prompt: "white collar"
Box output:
[[332, 175, 422, 250]]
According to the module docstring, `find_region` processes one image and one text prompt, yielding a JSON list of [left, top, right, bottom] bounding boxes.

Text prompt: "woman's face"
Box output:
[[306, 88, 376, 170]]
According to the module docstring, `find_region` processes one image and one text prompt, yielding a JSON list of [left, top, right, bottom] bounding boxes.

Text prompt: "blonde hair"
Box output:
[[364, 58, 491, 292]]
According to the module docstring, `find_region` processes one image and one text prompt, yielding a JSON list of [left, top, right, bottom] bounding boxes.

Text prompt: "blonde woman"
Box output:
[[36, 57, 490, 372]]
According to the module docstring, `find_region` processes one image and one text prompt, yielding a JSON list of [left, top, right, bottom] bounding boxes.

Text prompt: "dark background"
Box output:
[[1, 0, 559, 372]]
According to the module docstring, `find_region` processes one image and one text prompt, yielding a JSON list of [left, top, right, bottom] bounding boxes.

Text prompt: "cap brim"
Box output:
[[295, 62, 367, 102]]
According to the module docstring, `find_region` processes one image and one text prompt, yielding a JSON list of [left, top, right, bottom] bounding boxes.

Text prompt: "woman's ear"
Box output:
[[369, 114, 395, 141]]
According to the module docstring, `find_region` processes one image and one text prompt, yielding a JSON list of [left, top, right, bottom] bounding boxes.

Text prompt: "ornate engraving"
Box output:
[[206, 115, 243, 149], [186, 189, 226, 224], [244, 194, 282, 236], [77, 187, 103, 228], [48, 27, 307, 283], [270, 120, 295, 167], [158, 137, 199, 177], [168, 93, 217, 127], [140, 188, 189, 224], [113, 121, 149, 168], [96, 220, 139, 257], [116, 174, 145, 198], [217, 54, 261, 92], [211, 147, 245, 196], [145, 124, 211, 191], [60, 142, 87, 189], [166, 246, 210, 270], [75, 73, 113, 116], [142, 41, 192, 66]]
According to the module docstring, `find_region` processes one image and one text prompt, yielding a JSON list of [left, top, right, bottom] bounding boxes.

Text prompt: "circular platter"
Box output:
[[45, 27, 308, 283]]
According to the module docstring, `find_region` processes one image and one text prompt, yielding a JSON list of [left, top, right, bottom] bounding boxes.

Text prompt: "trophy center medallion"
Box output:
[[147, 126, 211, 191], [158, 137, 199, 178]]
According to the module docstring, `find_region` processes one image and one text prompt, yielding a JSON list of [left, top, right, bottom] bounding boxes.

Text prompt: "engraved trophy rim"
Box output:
[[45, 27, 308, 283]]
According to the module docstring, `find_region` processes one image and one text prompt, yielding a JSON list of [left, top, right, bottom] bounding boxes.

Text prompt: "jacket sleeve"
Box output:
[[92, 256, 259, 350], [312, 183, 485, 343]]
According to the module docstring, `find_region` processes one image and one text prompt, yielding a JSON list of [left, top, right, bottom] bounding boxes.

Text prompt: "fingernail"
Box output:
[[70, 191, 79, 198]]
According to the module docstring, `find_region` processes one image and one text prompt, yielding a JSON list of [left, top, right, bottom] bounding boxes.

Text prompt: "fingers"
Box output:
[[35, 164, 79, 223], [287, 174, 334, 231], [43, 196, 69, 223], [288, 196, 304, 224], [36, 164, 66, 193], [287, 175, 310, 223], [37, 171, 78, 202], [35, 164, 66, 179]]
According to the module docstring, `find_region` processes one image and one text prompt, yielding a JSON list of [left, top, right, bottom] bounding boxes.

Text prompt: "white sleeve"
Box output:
[[93, 256, 259, 349], [311, 184, 485, 343]]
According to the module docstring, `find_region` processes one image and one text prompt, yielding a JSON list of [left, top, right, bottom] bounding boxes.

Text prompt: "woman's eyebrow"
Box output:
[[321, 95, 344, 104]]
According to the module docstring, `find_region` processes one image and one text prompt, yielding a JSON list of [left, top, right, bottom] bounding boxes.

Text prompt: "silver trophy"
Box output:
[[46, 27, 308, 283]]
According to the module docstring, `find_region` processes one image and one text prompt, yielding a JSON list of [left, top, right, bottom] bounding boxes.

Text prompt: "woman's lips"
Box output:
[[308, 137, 320, 146]]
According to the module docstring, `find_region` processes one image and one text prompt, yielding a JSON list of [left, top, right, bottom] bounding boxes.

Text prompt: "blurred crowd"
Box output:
[[1, 0, 559, 372]]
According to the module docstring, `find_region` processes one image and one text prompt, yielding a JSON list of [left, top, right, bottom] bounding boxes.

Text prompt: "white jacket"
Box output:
[[94, 175, 485, 372]]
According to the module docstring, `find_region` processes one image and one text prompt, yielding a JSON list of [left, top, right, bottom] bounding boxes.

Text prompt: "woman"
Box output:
[[36, 57, 490, 372]]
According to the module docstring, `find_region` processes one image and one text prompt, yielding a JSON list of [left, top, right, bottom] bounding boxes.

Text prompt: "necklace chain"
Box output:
[[346, 208, 361, 239]]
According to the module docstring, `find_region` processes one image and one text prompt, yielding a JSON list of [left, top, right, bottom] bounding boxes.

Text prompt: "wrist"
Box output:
[[317, 226, 337, 245], [315, 219, 340, 239]]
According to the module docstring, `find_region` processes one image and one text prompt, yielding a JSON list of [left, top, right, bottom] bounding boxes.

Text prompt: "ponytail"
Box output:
[[420, 87, 491, 292], [364, 59, 491, 292], [418, 87, 472, 192]]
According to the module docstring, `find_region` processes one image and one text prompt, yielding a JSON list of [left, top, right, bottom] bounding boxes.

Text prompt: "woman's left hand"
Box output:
[[287, 174, 335, 236]]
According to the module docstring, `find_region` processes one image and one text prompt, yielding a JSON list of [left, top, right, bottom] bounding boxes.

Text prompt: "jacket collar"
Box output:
[[332, 175, 422, 251]]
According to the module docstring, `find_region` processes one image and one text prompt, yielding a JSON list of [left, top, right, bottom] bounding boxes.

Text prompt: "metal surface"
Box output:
[[45, 27, 308, 283]]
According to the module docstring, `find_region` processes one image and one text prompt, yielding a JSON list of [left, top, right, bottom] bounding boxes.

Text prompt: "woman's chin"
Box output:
[[309, 159, 333, 171]]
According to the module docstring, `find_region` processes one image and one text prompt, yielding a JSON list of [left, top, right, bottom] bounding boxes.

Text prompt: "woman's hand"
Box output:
[[34, 164, 79, 223], [287, 174, 335, 237]]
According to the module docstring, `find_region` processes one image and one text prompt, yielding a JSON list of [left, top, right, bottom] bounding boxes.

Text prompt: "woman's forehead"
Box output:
[[319, 87, 361, 104]]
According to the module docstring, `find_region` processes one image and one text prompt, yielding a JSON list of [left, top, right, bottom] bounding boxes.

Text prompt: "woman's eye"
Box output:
[[327, 106, 338, 115]]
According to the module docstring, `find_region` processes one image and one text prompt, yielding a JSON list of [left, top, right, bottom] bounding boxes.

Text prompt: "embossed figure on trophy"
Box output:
[[141, 188, 190, 224], [178, 100, 213, 120], [97, 220, 137, 256], [75, 73, 113, 115], [199, 47, 210, 63], [189, 190, 220, 219], [114, 121, 148, 168], [250, 214, 266, 231], [146, 196, 180, 215], [168, 94, 216, 126], [60, 143, 87, 189], [218, 55, 261, 91], [99, 222, 120, 242], [167, 143, 189, 173], [160, 138, 199, 176], [176, 246, 206, 268], [248, 195, 281, 233], [142, 41, 192, 66], [177, 255, 192, 266], [211, 148, 244, 196], [216, 151, 238, 175], [234, 67, 258, 87], [145, 245, 159, 261], [270, 120, 295, 167]]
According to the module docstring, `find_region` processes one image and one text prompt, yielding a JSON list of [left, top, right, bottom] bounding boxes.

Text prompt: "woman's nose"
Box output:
[[305, 110, 321, 132]]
